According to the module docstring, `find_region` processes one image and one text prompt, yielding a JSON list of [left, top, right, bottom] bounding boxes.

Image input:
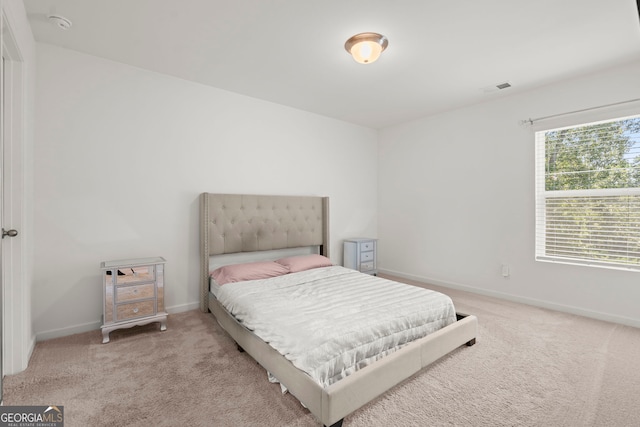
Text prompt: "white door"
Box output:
[[0, 8, 27, 386], [0, 51, 6, 402], [0, 46, 19, 403], [1, 52, 4, 404]]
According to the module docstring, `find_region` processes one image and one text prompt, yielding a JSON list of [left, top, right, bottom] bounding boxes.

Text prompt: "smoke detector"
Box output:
[[48, 15, 72, 30]]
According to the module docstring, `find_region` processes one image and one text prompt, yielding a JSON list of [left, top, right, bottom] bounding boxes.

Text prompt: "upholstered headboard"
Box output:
[[199, 193, 330, 311]]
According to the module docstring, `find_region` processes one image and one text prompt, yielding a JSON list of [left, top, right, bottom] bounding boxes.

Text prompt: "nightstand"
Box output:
[[343, 238, 377, 275], [100, 256, 168, 343]]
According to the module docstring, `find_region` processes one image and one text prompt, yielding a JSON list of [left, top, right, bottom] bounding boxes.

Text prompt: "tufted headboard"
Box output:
[[199, 193, 330, 311]]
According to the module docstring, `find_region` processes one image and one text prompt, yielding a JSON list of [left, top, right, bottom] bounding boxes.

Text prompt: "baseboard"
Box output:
[[378, 268, 640, 329], [166, 301, 200, 314], [36, 320, 102, 342], [27, 334, 36, 368], [35, 301, 202, 342]]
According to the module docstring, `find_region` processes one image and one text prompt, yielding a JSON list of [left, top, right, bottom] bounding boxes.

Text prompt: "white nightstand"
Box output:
[[100, 256, 168, 343], [343, 238, 377, 275]]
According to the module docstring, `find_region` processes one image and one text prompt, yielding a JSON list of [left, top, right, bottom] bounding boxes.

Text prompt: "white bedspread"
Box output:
[[216, 266, 456, 388]]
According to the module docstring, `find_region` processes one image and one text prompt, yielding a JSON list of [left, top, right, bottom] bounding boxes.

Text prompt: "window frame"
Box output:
[[534, 113, 640, 272]]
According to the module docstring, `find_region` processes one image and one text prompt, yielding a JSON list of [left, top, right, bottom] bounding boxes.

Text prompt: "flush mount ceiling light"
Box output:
[[48, 15, 72, 30], [344, 32, 388, 64]]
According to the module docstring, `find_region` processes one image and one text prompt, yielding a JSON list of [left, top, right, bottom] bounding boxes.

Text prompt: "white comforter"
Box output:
[[216, 266, 456, 388]]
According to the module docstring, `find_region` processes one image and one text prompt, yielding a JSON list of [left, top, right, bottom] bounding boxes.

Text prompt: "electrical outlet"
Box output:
[[501, 264, 510, 277]]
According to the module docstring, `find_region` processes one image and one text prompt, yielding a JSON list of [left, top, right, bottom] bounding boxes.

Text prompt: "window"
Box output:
[[535, 114, 640, 270]]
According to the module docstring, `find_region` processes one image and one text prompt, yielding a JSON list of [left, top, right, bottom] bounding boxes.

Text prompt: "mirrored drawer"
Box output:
[[360, 262, 375, 271], [117, 300, 155, 321], [361, 241, 375, 251], [114, 266, 155, 285], [360, 251, 374, 262], [116, 283, 155, 303]]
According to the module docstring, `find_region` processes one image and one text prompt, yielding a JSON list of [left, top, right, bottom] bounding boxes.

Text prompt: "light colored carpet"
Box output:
[[5, 276, 640, 427]]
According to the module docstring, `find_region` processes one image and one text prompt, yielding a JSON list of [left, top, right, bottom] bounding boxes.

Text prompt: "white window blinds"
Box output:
[[535, 114, 640, 270]]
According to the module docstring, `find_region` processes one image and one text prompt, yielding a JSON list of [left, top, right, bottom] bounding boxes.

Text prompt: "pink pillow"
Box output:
[[211, 261, 289, 285], [275, 254, 333, 273]]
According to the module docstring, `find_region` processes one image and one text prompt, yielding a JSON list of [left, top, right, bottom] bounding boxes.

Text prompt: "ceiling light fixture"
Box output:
[[344, 32, 388, 64], [48, 15, 72, 30]]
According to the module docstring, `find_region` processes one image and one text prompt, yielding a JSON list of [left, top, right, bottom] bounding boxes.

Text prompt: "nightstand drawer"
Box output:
[[116, 283, 155, 303], [360, 251, 374, 262], [117, 300, 155, 321], [115, 268, 154, 285], [360, 261, 375, 271], [361, 241, 375, 251]]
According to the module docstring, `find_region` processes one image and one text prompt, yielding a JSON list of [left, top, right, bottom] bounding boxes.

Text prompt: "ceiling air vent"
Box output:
[[482, 81, 513, 93]]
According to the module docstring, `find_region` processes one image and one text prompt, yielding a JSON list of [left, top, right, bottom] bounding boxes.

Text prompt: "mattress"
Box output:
[[209, 276, 222, 298], [216, 266, 457, 388]]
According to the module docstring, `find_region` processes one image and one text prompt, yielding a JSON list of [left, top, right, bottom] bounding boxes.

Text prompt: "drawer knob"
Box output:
[[133, 308, 139, 314]]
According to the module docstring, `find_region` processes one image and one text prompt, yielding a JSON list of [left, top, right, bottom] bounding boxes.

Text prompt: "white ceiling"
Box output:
[[23, 0, 640, 129]]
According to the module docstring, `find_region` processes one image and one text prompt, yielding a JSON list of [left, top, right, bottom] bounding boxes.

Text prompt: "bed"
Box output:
[[200, 193, 477, 427]]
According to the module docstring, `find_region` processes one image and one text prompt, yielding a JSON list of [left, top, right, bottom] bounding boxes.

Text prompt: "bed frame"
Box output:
[[200, 193, 477, 427]]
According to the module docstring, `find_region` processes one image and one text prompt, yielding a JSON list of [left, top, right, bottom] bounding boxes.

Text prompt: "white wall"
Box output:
[[34, 43, 378, 339], [378, 59, 640, 327]]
